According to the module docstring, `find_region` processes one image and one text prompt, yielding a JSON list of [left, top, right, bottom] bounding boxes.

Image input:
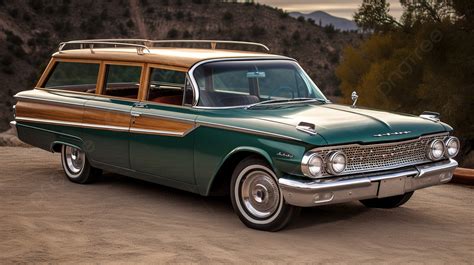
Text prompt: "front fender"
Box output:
[[194, 125, 310, 195]]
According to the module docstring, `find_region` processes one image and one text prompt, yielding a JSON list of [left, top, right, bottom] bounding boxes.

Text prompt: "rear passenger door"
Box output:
[[129, 66, 197, 184], [82, 62, 144, 169]]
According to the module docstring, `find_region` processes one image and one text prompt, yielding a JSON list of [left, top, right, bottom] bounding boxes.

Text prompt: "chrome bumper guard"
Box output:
[[279, 159, 458, 207], [9, 121, 17, 136]]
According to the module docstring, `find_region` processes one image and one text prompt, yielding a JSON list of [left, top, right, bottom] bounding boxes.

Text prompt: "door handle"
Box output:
[[134, 102, 147, 108], [131, 111, 142, 117]]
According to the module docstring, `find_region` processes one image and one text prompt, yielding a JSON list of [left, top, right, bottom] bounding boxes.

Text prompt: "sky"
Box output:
[[256, 0, 403, 20]]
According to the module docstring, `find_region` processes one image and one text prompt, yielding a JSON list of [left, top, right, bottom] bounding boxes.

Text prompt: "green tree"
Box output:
[[354, 0, 402, 32], [338, 0, 474, 165]]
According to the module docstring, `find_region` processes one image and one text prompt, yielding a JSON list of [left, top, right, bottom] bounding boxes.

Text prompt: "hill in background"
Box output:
[[0, 0, 360, 131], [290, 11, 359, 31]]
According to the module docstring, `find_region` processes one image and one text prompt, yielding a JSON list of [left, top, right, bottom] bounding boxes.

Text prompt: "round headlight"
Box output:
[[327, 151, 347, 175], [444, 136, 460, 158], [427, 139, 445, 161], [301, 153, 324, 178]]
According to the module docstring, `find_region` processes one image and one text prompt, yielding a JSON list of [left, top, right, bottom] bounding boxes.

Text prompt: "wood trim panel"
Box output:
[[96, 61, 106, 95], [131, 115, 194, 136], [148, 63, 188, 72], [138, 63, 150, 101], [36, 58, 57, 88], [15, 100, 83, 123], [83, 108, 131, 129], [103, 60, 145, 67], [55, 58, 102, 64]]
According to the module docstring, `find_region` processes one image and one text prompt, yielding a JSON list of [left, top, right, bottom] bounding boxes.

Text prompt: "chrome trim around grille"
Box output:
[[306, 133, 449, 177]]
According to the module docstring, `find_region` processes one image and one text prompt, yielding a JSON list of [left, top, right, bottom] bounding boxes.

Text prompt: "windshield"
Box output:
[[192, 60, 327, 107]]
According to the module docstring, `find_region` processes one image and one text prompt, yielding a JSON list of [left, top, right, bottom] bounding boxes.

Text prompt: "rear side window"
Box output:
[[104, 65, 142, 99], [147, 68, 186, 106], [44, 62, 99, 93]]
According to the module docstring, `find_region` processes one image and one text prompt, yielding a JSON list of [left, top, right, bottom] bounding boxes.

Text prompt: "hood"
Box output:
[[246, 103, 448, 145]]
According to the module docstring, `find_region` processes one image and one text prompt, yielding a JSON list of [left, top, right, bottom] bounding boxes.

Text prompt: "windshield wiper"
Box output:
[[245, 98, 327, 109]]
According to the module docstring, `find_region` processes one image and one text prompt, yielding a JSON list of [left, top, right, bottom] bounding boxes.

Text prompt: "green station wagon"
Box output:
[[10, 39, 459, 231]]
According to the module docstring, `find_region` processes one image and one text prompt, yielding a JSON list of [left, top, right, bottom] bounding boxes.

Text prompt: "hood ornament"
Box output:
[[351, 91, 358, 108]]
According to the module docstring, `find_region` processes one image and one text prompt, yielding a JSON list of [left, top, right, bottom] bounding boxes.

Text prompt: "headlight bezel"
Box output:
[[426, 139, 446, 161], [301, 153, 324, 178], [444, 136, 460, 158], [326, 151, 347, 175]]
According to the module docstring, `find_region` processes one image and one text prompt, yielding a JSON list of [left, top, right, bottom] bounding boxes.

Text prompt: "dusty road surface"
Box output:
[[0, 147, 473, 264]]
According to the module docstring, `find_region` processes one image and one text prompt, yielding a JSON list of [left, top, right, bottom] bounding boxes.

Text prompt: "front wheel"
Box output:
[[61, 145, 101, 184], [360, 191, 414, 209], [230, 157, 300, 231]]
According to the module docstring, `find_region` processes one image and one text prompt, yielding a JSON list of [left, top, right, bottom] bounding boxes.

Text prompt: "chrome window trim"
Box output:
[[187, 57, 297, 109]]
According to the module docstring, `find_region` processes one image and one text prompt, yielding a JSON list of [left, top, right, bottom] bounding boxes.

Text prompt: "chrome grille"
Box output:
[[316, 133, 447, 176]]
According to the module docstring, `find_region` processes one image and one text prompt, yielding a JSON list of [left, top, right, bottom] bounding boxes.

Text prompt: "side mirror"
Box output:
[[351, 91, 358, 108]]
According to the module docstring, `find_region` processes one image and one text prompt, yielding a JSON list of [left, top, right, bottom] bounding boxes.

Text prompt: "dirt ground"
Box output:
[[0, 147, 472, 264]]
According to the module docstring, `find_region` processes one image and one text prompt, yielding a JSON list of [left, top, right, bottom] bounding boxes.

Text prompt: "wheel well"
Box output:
[[51, 143, 63, 153], [208, 151, 269, 196]]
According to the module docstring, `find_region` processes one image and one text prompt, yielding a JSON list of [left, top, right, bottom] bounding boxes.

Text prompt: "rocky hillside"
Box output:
[[290, 11, 359, 31], [0, 0, 360, 131]]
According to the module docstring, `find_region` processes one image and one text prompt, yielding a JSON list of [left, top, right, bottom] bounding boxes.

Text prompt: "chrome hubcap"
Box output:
[[64, 146, 85, 175], [241, 170, 280, 219]]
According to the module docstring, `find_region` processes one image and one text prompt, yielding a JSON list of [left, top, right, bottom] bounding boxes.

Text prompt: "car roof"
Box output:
[[53, 47, 289, 70]]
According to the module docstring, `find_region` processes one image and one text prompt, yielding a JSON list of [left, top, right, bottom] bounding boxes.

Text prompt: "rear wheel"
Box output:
[[61, 145, 101, 184], [230, 157, 300, 231], [360, 191, 414, 209]]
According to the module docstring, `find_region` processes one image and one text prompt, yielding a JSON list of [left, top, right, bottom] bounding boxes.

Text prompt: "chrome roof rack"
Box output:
[[58, 39, 270, 55], [58, 39, 151, 55], [149, 40, 270, 52]]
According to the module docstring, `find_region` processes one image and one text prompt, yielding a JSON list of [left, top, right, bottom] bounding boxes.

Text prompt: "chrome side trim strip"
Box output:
[[137, 112, 196, 123], [85, 104, 132, 113], [15, 117, 130, 132], [16, 116, 194, 137], [15, 95, 85, 107], [129, 128, 188, 137], [197, 121, 301, 142]]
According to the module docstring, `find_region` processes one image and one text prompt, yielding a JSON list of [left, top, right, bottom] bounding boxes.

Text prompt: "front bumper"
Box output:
[[279, 159, 458, 207]]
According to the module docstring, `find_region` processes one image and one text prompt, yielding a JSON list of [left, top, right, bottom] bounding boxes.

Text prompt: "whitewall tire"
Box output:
[[230, 156, 300, 231]]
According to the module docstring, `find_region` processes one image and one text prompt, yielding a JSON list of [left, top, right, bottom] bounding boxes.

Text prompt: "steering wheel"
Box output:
[[266, 86, 294, 100]]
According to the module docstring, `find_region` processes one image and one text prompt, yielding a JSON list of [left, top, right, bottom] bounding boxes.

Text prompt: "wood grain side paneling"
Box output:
[[83, 108, 131, 129], [16, 100, 83, 123], [132, 115, 194, 135]]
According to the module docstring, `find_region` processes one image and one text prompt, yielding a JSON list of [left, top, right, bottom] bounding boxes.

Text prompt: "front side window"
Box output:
[[104, 64, 141, 99], [44, 61, 99, 93], [147, 68, 186, 106], [193, 60, 326, 107]]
